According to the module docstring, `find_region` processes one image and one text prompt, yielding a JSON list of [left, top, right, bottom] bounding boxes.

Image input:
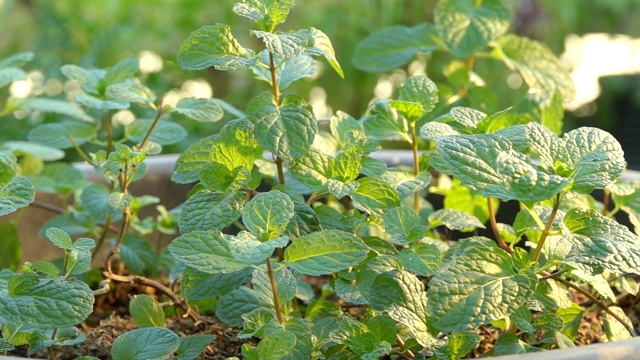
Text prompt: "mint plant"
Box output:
[[1, 0, 640, 359]]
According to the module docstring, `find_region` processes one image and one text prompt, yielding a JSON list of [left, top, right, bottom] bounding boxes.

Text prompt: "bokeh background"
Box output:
[[1, 0, 640, 166]]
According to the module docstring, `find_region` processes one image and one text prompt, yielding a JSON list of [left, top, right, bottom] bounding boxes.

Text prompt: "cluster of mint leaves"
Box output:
[[1, 0, 640, 359]]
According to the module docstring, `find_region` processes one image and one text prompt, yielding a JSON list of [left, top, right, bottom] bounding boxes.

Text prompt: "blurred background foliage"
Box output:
[[1, 0, 639, 165]]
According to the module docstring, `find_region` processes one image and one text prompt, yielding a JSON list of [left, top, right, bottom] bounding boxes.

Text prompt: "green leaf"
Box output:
[[285, 230, 369, 276], [168, 230, 250, 274], [0, 176, 34, 216], [334, 150, 361, 182], [3, 141, 65, 161], [175, 335, 215, 360], [353, 23, 438, 72], [429, 133, 570, 201], [435, 0, 511, 58], [233, 0, 295, 31], [284, 203, 322, 239], [511, 306, 535, 333], [1, 146, 18, 184], [563, 208, 640, 275], [0, 275, 94, 329], [383, 207, 428, 244], [0, 67, 27, 88], [0, 52, 34, 68], [17, 97, 93, 122], [45, 227, 73, 250], [216, 287, 265, 327], [252, 30, 308, 60], [174, 98, 224, 122], [364, 100, 411, 142], [367, 270, 435, 346], [80, 184, 121, 223], [119, 234, 156, 275], [398, 75, 439, 119], [27, 121, 96, 149], [252, 265, 297, 307], [178, 190, 245, 233], [367, 315, 398, 345], [443, 178, 497, 224], [434, 332, 481, 360], [494, 333, 528, 356], [76, 91, 129, 110], [31, 162, 87, 194], [104, 57, 139, 86], [436, 106, 487, 130], [126, 119, 187, 146], [493, 34, 576, 101], [289, 148, 333, 191], [399, 244, 441, 277], [257, 331, 297, 360], [603, 306, 633, 341], [303, 28, 344, 78], [229, 232, 288, 264], [109, 192, 132, 210], [181, 266, 252, 300], [172, 135, 218, 184], [428, 239, 538, 331], [251, 51, 317, 91], [243, 191, 295, 241], [177, 24, 256, 71], [0, 222, 21, 271], [247, 92, 316, 159], [351, 177, 400, 216], [130, 294, 166, 328], [111, 327, 179, 360], [428, 208, 485, 232], [199, 163, 251, 192], [106, 83, 156, 104]]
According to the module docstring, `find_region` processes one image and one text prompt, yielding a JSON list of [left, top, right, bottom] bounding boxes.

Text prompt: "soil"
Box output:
[[9, 275, 640, 359]]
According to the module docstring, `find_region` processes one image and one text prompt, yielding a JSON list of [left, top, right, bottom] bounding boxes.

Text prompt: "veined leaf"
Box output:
[[178, 190, 245, 233], [106, 83, 156, 104], [303, 27, 344, 78], [285, 230, 369, 276], [0, 176, 34, 216], [399, 244, 441, 277], [428, 208, 485, 232], [243, 191, 295, 241], [233, 0, 295, 31], [210, 119, 259, 170], [367, 270, 436, 346], [111, 328, 179, 360], [17, 97, 93, 122], [383, 207, 428, 244], [104, 57, 139, 86], [398, 75, 439, 119], [428, 239, 538, 331], [493, 34, 576, 101], [289, 148, 333, 191], [174, 98, 225, 122], [252, 30, 308, 60], [172, 135, 217, 184], [177, 24, 256, 71], [27, 121, 96, 149], [130, 295, 166, 328], [246, 92, 316, 159], [435, 0, 510, 58], [168, 230, 250, 274], [364, 100, 411, 143], [251, 51, 317, 91], [351, 177, 401, 216], [181, 266, 252, 300], [353, 23, 438, 72]]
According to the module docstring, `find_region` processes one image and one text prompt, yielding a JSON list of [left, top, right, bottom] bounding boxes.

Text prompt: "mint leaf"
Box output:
[[28, 121, 96, 149], [252, 30, 308, 60], [233, 0, 295, 31], [284, 203, 322, 239], [45, 227, 73, 250], [285, 230, 369, 276], [434, 332, 481, 360], [178, 190, 245, 233], [229, 232, 289, 264], [493, 34, 576, 101], [252, 265, 297, 307], [80, 184, 121, 223], [364, 100, 411, 142], [289, 148, 333, 191], [563, 208, 640, 275], [168, 230, 250, 274], [604, 306, 633, 341], [351, 177, 401, 216], [2, 141, 65, 161], [172, 135, 217, 184], [436, 106, 487, 130], [174, 98, 224, 122], [111, 327, 179, 360], [17, 97, 93, 122], [443, 178, 497, 224], [243, 191, 295, 241], [126, 119, 187, 146], [0, 67, 27, 88], [109, 192, 132, 210], [334, 150, 361, 182], [398, 75, 439, 119], [199, 163, 251, 192], [104, 57, 139, 86], [429, 133, 570, 201], [428, 208, 485, 232], [303, 28, 344, 78], [252, 51, 317, 91], [130, 294, 166, 328], [353, 23, 438, 72], [175, 335, 215, 360], [76, 91, 129, 110], [257, 331, 297, 359], [177, 24, 256, 71], [106, 83, 156, 104], [0, 275, 94, 329], [181, 266, 252, 300], [428, 240, 538, 331], [119, 234, 156, 275], [435, 0, 510, 58], [216, 287, 265, 327], [383, 207, 428, 244], [368, 270, 435, 346], [247, 92, 316, 159], [399, 244, 441, 277], [0, 52, 34, 67]]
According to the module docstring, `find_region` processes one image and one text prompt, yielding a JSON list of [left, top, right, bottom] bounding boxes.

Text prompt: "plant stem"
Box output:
[[531, 193, 561, 263], [92, 213, 113, 257], [411, 123, 420, 213], [67, 134, 96, 166], [306, 191, 329, 205], [602, 189, 610, 216], [138, 105, 165, 150], [266, 257, 285, 324], [487, 198, 511, 254], [551, 275, 637, 336]]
